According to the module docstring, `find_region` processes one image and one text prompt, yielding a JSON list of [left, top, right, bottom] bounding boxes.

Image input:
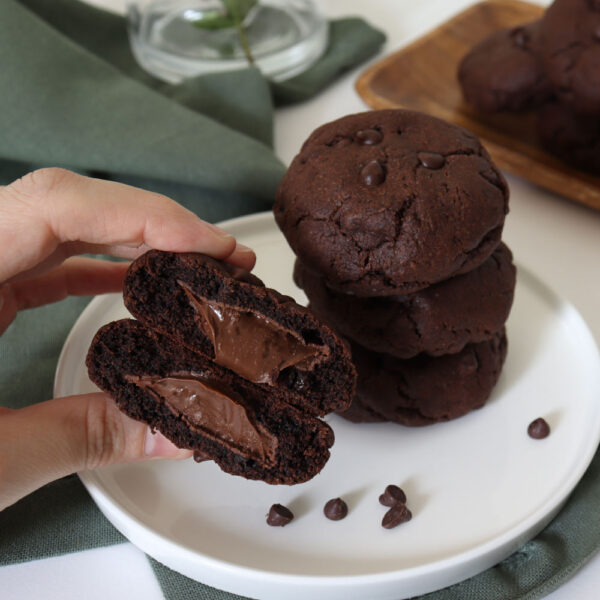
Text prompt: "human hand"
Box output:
[[0, 168, 256, 511]]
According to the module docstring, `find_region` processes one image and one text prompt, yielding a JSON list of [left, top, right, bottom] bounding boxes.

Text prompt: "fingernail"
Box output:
[[144, 428, 159, 456], [145, 429, 190, 459], [235, 243, 254, 253], [207, 223, 234, 241]]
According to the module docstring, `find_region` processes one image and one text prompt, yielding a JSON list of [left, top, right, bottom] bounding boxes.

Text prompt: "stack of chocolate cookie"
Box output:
[[275, 109, 516, 426], [458, 0, 600, 174]]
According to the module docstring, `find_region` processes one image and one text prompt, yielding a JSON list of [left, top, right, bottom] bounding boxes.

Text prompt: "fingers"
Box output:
[[0, 258, 131, 335], [9, 257, 129, 310], [0, 393, 192, 511], [0, 168, 256, 283]]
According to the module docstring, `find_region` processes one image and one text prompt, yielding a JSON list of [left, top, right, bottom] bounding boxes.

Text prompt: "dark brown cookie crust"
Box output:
[[274, 110, 509, 297], [337, 330, 507, 426], [537, 101, 600, 174], [86, 319, 335, 485], [540, 0, 600, 115], [458, 21, 552, 113], [124, 250, 356, 417], [295, 243, 515, 359]]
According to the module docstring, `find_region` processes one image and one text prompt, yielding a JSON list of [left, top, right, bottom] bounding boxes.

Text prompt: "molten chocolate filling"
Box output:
[[126, 373, 277, 465], [179, 281, 329, 385]]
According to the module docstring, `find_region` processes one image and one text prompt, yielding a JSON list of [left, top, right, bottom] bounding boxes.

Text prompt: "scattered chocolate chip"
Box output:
[[417, 152, 445, 169], [528, 417, 551, 439], [324, 498, 348, 520], [193, 450, 210, 463], [382, 503, 412, 529], [267, 503, 294, 526], [360, 160, 386, 186], [379, 484, 407, 507], [355, 128, 383, 145], [510, 26, 530, 47]]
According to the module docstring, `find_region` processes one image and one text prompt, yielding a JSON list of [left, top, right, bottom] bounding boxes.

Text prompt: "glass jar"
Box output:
[[127, 0, 328, 83]]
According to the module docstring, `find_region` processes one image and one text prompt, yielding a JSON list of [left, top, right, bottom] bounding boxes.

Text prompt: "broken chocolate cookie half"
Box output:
[[86, 251, 356, 484]]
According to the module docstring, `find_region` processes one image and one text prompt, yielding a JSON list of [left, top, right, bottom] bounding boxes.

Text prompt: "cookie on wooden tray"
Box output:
[[274, 109, 509, 297], [295, 242, 516, 359], [537, 101, 600, 175], [337, 330, 507, 426], [458, 21, 552, 113], [540, 0, 600, 115]]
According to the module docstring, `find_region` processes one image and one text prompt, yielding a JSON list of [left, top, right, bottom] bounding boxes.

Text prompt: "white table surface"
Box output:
[[3, 0, 600, 598]]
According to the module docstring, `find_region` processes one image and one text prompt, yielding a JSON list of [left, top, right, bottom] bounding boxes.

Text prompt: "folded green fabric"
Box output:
[[2, 2, 600, 600]]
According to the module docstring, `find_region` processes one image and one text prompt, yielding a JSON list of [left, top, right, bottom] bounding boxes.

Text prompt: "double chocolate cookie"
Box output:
[[87, 251, 357, 484], [537, 101, 600, 174], [338, 330, 507, 426], [275, 109, 509, 297], [540, 0, 600, 115], [294, 243, 515, 359], [458, 21, 552, 113]]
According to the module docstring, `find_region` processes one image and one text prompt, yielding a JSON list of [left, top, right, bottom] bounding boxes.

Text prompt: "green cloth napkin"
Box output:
[[1, 1, 600, 600]]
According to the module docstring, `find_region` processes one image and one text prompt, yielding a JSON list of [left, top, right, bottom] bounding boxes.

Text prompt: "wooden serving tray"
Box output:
[[355, 0, 600, 212]]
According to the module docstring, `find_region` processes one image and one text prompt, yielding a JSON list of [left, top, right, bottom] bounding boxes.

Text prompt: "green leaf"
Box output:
[[222, 0, 258, 21], [192, 0, 257, 30], [192, 14, 235, 30]]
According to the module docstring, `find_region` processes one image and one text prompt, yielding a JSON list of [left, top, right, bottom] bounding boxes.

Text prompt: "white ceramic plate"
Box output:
[[55, 211, 600, 600]]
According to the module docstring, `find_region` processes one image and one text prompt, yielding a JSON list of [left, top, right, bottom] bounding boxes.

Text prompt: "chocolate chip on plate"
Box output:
[[382, 503, 412, 529], [324, 498, 348, 521], [379, 484, 407, 507], [528, 417, 551, 439], [267, 504, 294, 527]]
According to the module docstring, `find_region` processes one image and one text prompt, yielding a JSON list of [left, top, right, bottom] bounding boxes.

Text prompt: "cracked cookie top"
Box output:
[[274, 109, 509, 297], [458, 21, 552, 113], [540, 0, 600, 115]]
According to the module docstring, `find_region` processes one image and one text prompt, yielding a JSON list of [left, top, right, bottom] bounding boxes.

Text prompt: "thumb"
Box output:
[[0, 393, 192, 511]]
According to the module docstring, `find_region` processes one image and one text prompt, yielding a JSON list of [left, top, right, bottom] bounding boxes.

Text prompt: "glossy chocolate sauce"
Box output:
[[179, 281, 329, 385], [126, 374, 277, 464]]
